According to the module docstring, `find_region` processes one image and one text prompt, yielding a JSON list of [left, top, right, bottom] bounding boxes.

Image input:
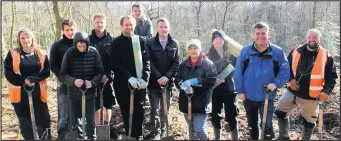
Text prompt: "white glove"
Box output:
[[137, 79, 148, 89], [128, 77, 139, 88]]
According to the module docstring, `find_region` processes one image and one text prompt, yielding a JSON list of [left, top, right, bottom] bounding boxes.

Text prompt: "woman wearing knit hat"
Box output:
[[207, 30, 239, 140], [59, 32, 104, 140], [174, 39, 217, 140]]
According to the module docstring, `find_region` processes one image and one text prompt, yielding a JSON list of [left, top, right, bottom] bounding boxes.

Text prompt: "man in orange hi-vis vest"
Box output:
[[275, 29, 338, 140], [4, 28, 51, 140]]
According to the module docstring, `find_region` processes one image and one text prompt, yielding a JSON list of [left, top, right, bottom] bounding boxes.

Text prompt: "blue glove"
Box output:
[[184, 86, 193, 94], [180, 78, 199, 90]]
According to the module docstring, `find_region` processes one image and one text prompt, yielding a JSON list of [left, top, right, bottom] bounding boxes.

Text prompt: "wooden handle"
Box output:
[[188, 102, 192, 121], [163, 94, 168, 115], [129, 95, 134, 114], [318, 109, 323, 139]]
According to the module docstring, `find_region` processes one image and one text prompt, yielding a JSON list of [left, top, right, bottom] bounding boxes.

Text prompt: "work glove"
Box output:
[[128, 77, 139, 89], [137, 79, 148, 89], [317, 92, 329, 102], [180, 78, 198, 90]]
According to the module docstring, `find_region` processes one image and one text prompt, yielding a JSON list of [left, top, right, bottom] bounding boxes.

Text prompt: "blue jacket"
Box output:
[[234, 42, 290, 101]]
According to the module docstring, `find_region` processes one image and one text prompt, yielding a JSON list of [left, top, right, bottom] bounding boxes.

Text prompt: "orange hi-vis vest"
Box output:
[[7, 48, 48, 103], [290, 46, 328, 98]]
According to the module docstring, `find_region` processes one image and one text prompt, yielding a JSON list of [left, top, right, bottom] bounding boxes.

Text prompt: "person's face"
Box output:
[[253, 27, 270, 46], [93, 16, 106, 33], [19, 32, 33, 49], [133, 7, 142, 18], [63, 25, 76, 39], [121, 18, 135, 35], [213, 36, 224, 48], [76, 42, 87, 53], [157, 21, 169, 38], [188, 46, 200, 59], [306, 31, 321, 49]]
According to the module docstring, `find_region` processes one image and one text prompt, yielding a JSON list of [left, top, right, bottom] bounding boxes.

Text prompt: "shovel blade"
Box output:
[[96, 125, 110, 140], [65, 131, 78, 140], [121, 135, 136, 140]]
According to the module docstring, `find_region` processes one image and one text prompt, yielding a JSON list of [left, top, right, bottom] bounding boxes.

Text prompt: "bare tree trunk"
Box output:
[[222, 2, 231, 31], [88, 2, 91, 33], [52, 1, 62, 40], [10, 1, 15, 48], [312, 1, 317, 28]]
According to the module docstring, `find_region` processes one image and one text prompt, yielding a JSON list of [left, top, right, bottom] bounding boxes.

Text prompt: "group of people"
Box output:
[[4, 3, 337, 141]]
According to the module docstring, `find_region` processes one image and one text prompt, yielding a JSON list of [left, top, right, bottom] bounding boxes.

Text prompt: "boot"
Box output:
[[301, 126, 313, 140], [276, 118, 290, 140], [214, 128, 221, 140], [248, 127, 259, 140], [230, 129, 238, 140]]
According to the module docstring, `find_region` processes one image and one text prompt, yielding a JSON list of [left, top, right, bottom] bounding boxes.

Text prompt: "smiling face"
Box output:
[[188, 45, 200, 59], [157, 21, 169, 38], [253, 27, 270, 47], [19, 32, 33, 49], [121, 17, 136, 36], [306, 30, 322, 49], [213, 36, 224, 48]]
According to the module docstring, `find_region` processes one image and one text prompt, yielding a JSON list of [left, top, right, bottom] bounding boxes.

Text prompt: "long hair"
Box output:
[[16, 28, 37, 50], [222, 35, 232, 59]]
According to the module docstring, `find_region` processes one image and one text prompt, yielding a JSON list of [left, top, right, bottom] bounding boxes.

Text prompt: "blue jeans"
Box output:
[[243, 98, 275, 140], [183, 113, 208, 140]]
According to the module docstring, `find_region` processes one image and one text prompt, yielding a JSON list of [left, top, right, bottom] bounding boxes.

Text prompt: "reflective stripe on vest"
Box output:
[[291, 46, 327, 98], [7, 48, 48, 103]]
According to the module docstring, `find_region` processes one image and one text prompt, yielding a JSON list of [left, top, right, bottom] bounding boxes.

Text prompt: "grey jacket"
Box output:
[[134, 17, 153, 40]]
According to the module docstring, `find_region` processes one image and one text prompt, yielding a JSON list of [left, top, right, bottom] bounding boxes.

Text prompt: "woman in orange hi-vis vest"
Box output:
[[4, 28, 51, 140]]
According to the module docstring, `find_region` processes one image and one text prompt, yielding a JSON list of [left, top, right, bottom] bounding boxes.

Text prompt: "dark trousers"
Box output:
[[148, 88, 171, 134], [70, 98, 96, 140], [210, 91, 239, 131], [243, 98, 275, 140], [12, 93, 51, 140], [56, 82, 70, 140], [114, 85, 145, 140]]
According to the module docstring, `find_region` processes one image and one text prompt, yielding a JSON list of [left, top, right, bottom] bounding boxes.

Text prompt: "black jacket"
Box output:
[[4, 48, 51, 101], [207, 46, 237, 95], [110, 34, 151, 92], [174, 54, 217, 114], [59, 33, 104, 100], [50, 34, 74, 80], [287, 44, 338, 100], [145, 33, 180, 89], [89, 29, 113, 78]]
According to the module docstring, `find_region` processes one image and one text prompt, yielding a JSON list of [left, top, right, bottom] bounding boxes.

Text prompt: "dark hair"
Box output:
[[120, 15, 136, 26], [157, 17, 170, 26], [61, 19, 77, 30], [253, 22, 270, 32], [132, 4, 144, 10]]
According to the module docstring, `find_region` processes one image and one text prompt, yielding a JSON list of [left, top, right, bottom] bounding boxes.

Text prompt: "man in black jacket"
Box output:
[[59, 32, 104, 140], [207, 30, 239, 140], [275, 29, 338, 140], [145, 17, 180, 140], [110, 15, 151, 140], [88, 13, 115, 126], [49, 19, 76, 140]]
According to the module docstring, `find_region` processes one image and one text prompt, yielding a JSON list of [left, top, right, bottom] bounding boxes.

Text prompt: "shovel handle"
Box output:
[[318, 108, 323, 140], [261, 96, 269, 140], [23, 84, 38, 140]]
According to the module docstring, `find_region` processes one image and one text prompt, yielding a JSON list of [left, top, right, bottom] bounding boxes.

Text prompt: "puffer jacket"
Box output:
[[174, 53, 217, 114]]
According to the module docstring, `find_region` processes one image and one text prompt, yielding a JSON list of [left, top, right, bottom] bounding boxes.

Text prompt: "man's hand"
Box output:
[[137, 79, 148, 89], [238, 93, 245, 101], [267, 83, 277, 91], [288, 79, 298, 90], [215, 78, 224, 87], [74, 79, 84, 88], [101, 75, 109, 84], [317, 92, 329, 102], [85, 80, 92, 89], [157, 76, 169, 86]]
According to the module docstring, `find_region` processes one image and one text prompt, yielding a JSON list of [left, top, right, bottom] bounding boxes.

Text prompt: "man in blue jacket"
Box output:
[[234, 22, 290, 140]]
